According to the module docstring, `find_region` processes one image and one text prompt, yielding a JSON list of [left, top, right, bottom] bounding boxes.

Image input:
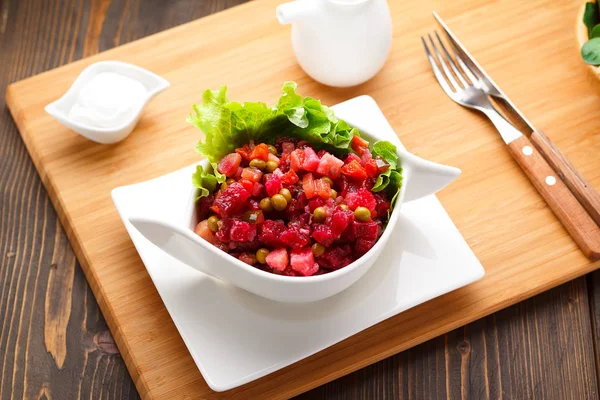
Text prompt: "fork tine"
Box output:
[[421, 36, 454, 97], [427, 33, 460, 91], [433, 31, 468, 87], [442, 31, 481, 84]]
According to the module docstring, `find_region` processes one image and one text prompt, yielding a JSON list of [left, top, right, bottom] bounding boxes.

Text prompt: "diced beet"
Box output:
[[344, 153, 362, 165], [230, 220, 257, 242], [215, 218, 233, 242], [239, 253, 256, 265], [290, 247, 318, 276], [290, 149, 305, 171], [252, 183, 265, 198], [241, 167, 263, 183], [360, 148, 372, 164], [352, 221, 379, 241], [316, 153, 344, 179], [234, 167, 243, 180], [287, 192, 307, 215], [302, 147, 320, 171], [280, 224, 310, 249], [196, 194, 214, 221], [344, 188, 377, 211], [217, 153, 242, 177], [213, 183, 251, 217], [282, 142, 295, 154], [374, 192, 391, 216], [265, 173, 283, 197], [317, 245, 353, 269], [312, 224, 336, 247], [258, 220, 287, 247], [308, 197, 325, 212], [354, 238, 376, 257], [331, 209, 354, 235], [266, 248, 289, 271], [248, 199, 260, 210]]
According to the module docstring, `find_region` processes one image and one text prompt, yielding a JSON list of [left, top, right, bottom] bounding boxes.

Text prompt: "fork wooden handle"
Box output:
[[507, 135, 600, 260], [530, 130, 600, 227]]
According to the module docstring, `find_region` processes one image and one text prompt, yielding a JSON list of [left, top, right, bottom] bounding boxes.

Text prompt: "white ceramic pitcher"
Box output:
[[277, 0, 392, 87]]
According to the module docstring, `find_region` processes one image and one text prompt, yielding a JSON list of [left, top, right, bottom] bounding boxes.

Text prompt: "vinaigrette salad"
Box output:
[[188, 83, 402, 277]]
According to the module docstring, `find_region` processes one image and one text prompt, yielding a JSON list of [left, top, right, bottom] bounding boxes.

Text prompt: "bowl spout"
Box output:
[[402, 152, 461, 202]]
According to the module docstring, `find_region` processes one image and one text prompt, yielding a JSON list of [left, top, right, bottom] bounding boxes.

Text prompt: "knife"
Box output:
[[434, 11, 600, 228]]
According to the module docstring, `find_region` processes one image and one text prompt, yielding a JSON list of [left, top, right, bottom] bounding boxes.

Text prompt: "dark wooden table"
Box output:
[[1, 1, 599, 399]]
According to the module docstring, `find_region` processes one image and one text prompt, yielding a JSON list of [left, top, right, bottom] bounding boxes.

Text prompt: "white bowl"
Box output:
[[129, 96, 461, 303], [45, 60, 170, 144]]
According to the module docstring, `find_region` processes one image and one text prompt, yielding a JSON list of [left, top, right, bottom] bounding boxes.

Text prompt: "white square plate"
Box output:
[[112, 96, 485, 392]]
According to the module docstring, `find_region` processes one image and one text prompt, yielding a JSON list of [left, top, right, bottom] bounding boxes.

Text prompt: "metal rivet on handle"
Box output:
[[545, 176, 556, 186], [522, 146, 533, 156]]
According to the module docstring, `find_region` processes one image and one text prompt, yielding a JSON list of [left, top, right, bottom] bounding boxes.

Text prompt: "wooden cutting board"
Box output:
[[6, 0, 600, 398]]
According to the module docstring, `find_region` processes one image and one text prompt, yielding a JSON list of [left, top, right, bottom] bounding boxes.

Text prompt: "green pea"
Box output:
[[321, 177, 333, 186], [312, 243, 326, 257], [266, 160, 279, 172], [271, 194, 288, 211], [249, 159, 267, 170], [267, 145, 278, 155], [280, 188, 292, 203], [220, 182, 228, 191], [259, 197, 273, 212], [339, 204, 349, 211], [354, 206, 371, 222], [207, 216, 220, 232], [330, 189, 338, 199], [226, 178, 236, 185], [243, 210, 261, 224], [313, 207, 327, 222], [256, 248, 270, 264]]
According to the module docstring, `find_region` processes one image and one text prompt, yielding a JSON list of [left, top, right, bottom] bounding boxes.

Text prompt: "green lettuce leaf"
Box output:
[[372, 140, 398, 169], [188, 82, 360, 164], [192, 164, 224, 198]]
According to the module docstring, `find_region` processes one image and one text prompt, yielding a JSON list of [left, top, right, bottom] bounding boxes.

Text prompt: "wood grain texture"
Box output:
[[531, 130, 600, 228], [506, 135, 600, 259], [299, 277, 598, 400], [3, 0, 600, 399]]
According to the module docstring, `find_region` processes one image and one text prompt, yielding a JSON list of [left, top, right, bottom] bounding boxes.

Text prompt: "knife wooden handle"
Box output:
[[507, 135, 600, 260], [530, 130, 600, 227]]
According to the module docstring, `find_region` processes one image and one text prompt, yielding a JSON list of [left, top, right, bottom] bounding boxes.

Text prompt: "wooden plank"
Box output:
[[298, 278, 599, 399], [4, 0, 600, 398]]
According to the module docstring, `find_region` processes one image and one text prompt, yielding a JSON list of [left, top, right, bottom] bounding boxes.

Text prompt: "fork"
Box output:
[[422, 33, 600, 260]]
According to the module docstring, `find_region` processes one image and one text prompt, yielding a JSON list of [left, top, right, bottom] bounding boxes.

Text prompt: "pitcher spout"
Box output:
[[402, 152, 461, 202], [276, 0, 316, 24]]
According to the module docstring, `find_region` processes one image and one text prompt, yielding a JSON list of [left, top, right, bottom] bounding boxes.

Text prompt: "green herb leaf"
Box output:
[[192, 165, 219, 198], [591, 23, 600, 38], [582, 37, 600, 65], [584, 2, 599, 37], [372, 140, 398, 169], [388, 169, 403, 215]]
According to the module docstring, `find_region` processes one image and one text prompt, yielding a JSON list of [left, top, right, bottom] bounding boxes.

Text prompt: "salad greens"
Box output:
[[188, 82, 358, 164], [189, 82, 403, 211], [582, 2, 600, 64]]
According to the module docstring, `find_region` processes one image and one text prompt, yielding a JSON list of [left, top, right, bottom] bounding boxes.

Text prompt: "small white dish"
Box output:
[[111, 96, 485, 391], [128, 96, 461, 303], [45, 61, 169, 144]]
